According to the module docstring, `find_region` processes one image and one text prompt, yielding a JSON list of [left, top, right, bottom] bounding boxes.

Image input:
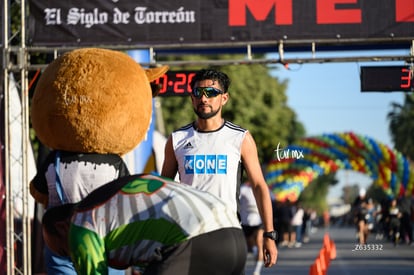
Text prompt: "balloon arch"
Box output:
[[265, 132, 413, 202]]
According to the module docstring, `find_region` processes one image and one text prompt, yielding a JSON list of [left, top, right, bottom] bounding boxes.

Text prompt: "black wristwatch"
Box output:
[[263, 230, 278, 241]]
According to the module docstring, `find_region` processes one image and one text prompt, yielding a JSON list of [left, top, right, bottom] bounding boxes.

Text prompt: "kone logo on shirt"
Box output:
[[184, 155, 227, 174]]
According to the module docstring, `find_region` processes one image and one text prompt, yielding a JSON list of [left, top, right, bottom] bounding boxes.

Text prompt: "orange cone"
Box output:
[[322, 247, 330, 268], [311, 257, 325, 275], [309, 262, 318, 275], [318, 249, 327, 273], [323, 247, 331, 266], [329, 239, 337, 260], [323, 233, 331, 252]]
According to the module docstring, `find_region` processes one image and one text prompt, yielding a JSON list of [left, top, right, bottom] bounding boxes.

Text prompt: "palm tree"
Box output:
[[387, 94, 414, 160]]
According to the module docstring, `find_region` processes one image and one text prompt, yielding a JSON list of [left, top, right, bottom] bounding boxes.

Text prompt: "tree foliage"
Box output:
[[341, 183, 360, 205], [298, 173, 338, 215], [387, 94, 414, 161], [159, 54, 305, 163]]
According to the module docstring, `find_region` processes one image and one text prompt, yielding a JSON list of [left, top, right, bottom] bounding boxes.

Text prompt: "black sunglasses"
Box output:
[[192, 87, 225, 98]]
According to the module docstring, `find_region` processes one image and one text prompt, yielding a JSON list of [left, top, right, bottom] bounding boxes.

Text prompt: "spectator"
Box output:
[[301, 208, 312, 243], [278, 200, 295, 247], [398, 196, 413, 245], [387, 198, 402, 246], [291, 203, 304, 247]]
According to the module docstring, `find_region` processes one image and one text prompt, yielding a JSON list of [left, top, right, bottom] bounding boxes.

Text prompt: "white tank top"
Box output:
[[171, 121, 247, 215]]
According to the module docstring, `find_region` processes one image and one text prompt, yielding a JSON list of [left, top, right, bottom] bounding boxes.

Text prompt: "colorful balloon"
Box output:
[[265, 132, 414, 202]]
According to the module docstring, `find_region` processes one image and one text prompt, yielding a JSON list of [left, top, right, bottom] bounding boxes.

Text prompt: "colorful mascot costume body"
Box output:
[[30, 48, 168, 274], [42, 174, 247, 275], [30, 48, 247, 274]]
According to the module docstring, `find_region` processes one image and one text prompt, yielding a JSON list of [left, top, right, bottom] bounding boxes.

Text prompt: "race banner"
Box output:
[[27, 0, 414, 48]]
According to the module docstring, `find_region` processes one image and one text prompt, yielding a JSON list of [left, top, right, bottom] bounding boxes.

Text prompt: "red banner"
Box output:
[[26, 0, 414, 48]]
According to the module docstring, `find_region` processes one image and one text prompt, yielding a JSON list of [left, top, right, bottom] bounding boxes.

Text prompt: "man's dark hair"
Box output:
[[190, 69, 231, 92]]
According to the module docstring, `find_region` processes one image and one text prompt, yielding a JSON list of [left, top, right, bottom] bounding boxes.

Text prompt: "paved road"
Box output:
[[245, 226, 414, 275]]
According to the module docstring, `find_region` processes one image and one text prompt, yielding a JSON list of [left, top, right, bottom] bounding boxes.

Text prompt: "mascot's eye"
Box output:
[[150, 83, 162, 97]]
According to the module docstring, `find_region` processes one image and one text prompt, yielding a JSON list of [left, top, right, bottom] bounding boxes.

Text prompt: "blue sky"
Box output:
[[267, 49, 409, 197]]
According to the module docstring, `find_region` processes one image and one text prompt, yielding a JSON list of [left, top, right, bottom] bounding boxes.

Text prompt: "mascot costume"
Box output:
[[30, 48, 247, 275]]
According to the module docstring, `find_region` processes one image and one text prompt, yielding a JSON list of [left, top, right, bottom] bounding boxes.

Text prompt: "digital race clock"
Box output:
[[361, 66, 413, 92], [153, 71, 196, 96]]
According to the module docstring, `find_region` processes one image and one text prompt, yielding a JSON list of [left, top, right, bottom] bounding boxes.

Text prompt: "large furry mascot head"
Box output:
[[31, 47, 168, 155], [30, 48, 168, 208]]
